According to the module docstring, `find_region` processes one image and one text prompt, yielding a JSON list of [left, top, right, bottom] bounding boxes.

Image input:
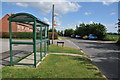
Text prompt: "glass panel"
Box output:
[[12, 44, 33, 65]]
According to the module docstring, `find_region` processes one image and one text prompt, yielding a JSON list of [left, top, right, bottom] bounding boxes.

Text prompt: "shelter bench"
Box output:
[[57, 41, 64, 47]]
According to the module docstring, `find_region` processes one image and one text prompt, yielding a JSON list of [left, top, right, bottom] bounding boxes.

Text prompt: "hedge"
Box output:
[[1, 32, 34, 39], [117, 37, 120, 45], [1, 32, 58, 39]]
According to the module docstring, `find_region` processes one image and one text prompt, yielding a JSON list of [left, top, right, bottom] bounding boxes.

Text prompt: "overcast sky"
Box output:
[[1, 0, 119, 33]]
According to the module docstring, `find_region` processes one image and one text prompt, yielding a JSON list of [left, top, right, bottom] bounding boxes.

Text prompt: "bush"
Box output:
[[1, 32, 43, 39], [64, 29, 74, 37], [1, 32, 9, 38], [117, 37, 120, 45], [49, 29, 57, 32], [48, 32, 58, 39]]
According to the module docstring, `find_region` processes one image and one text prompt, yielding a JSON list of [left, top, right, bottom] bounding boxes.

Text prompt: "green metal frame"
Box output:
[[8, 13, 49, 67]]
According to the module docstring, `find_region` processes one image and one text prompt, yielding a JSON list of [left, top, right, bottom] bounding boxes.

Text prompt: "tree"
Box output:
[[60, 30, 64, 36], [117, 19, 120, 45], [74, 22, 107, 40], [64, 29, 74, 37], [57, 30, 61, 36], [49, 28, 57, 32]]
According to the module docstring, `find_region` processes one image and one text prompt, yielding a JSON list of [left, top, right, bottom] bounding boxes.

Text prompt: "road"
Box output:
[[66, 37, 120, 79]]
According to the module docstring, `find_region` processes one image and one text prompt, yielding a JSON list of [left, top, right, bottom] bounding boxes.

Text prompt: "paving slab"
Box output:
[[15, 52, 45, 67]]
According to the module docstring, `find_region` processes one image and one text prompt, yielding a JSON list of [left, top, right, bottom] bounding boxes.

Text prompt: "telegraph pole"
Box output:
[[52, 4, 54, 44], [118, 19, 120, 34]]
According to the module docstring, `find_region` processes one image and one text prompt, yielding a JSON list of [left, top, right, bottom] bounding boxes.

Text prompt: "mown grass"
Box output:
[[59, 36, 68, 40], [103, 35, 119, 41], [0, 69, 1, 79], [2, 54, 106, 78], [37, 44, 84, 55]]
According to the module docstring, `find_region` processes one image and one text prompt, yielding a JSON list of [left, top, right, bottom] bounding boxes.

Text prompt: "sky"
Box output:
[[1, 0, 119, 33]]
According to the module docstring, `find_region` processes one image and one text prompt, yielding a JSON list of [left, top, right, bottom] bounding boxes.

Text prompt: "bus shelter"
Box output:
[[8, 13, 49, 67]]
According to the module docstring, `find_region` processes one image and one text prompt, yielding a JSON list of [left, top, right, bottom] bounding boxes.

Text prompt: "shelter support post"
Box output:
[[44, 26, 47, 57], [47, 26, 49, 51], [40, 26, 42, 60], [9, 21, 13, 66], [8, 13, 49, 67], [33, 20, 37, 67]]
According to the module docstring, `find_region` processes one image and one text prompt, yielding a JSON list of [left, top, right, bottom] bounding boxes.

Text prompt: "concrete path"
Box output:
[[66, 37, 120, 79], [15, 52, 45, 67], [48, 53, 87, 57]]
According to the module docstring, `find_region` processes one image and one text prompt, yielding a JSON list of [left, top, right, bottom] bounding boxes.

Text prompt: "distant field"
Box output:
[[104, 34, 119, 41]]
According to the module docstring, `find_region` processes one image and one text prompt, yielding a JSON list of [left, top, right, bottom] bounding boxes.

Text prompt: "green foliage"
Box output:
[[74, 23, 107, 40], [57, 30, 64, 36], [49, 28, 57, 32], [64, 29, 74, 37], [57, 30, 61, 36], [2, 32, 58, 39], [107, 33, 118, 35], [2, 32, 33, 39], [117, 36, 120, 45], [116, 19, 120, 45]]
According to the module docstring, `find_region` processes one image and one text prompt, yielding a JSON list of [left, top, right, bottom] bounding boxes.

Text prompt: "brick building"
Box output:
[[0, 14, 33, 32]]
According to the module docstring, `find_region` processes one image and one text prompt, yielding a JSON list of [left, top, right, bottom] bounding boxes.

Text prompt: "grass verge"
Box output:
[[103, 35, 119, 42], [37, 44, 84, 55], [2, 54, 106, 78], [59, 37, 68, 40]]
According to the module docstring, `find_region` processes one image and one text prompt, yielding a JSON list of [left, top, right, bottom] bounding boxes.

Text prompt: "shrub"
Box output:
[[1, 32, 42, 39], [64, 29, 74, 37], [49, 29, 57, 32], [117, 37, 120, 45], [2, 32, 9, 38]]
